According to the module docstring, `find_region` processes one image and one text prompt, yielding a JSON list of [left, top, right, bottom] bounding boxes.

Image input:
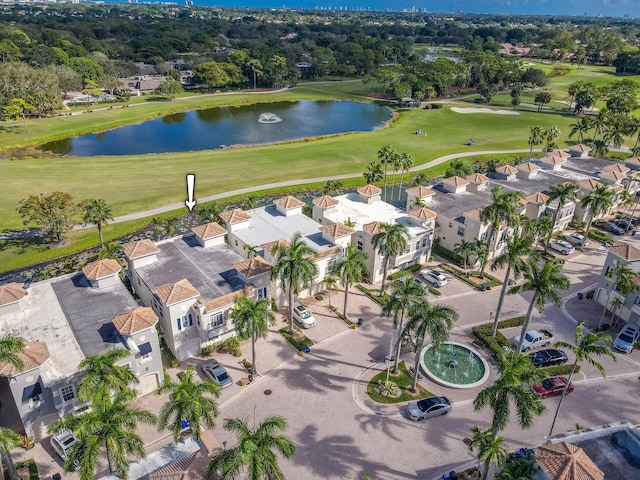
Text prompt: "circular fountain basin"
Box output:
[[420, 342, 489, 389]]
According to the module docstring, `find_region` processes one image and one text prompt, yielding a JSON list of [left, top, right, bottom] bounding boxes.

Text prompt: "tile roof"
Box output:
[[625, 156, 640, 166], [548, 149, 571, 159], [603, 163, 630, 174], [219, 208, 252, 224], [357, 184, 382, 196], [495, 165, 518, 175], [570, 143, 592, 153], [0, 341, 50, 376], [312, 195, 339, 208], [405, 185, 437, 197], [536, 442, 604, 480], [233, 256, 272, 277], [516, 162, 541, 172], [320, 222, 355, 238], [273, 195, 305, 209], [202, 287, 254, 312], [525, 192, 550, 204], [0, 283, 27, 306], [314, 245, 342, 260], [517, 198, 529, 208], [123, 239, 160, 260], [154, 279, 200, 306], [149, 450, 207, 480], [608, 243, 640, 261], [261, 238, 290, 254], [191, 222, 227, 240], [609, 185, 625, 193], [541, 155, 566, 165], [578, 179, 603, 190], [408, 207, 437, 220], [113, 307, 158, 335], [363, 221, 383, 235], [465, 173, 490, 184], [442, 175, 470, 187], [599, 170, 626, 181], [82, 259, 121, 280], [463, 208, 482, 221]]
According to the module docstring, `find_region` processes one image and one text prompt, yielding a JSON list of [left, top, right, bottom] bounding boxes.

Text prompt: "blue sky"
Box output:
[[199, 0, 640, 17]]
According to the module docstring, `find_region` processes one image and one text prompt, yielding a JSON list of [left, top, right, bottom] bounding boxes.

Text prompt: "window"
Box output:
[[326, 258, 336, 275], [177, 316, 182, 331], [480, 232, 488, 241], [208, 312, 224, 329], [457, 226, 465, 237], [188, 313, 193, 326], [421, 237, 428, 249], [356, 240, 364, 251], [61, 385, 75, 402], [257, 287, 267, 299]]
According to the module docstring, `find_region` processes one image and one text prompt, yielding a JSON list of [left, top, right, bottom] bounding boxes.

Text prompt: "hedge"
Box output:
[[440, 263, 502, 289], [540, 364, 580, 376], [428, 286, 442, 296], [588, 229, 612, 243], [388, 263, 422, 281], [471, 316, 527, 358], [355, 284, 387, 307], [279, 326, 314, 351]]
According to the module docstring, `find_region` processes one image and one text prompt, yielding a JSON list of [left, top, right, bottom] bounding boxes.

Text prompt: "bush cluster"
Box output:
[[587, 229, 612, 243], [471, 316, 526, 358], [387, 264, 422, 281], [201, 336, 242, 357]]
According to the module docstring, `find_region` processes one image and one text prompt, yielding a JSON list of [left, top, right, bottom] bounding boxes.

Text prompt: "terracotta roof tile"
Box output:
[[516, 162, 541, 172], [113, 307, 158, 335], [234, 256, 272, 277], [525, 192, 550, 204], [465, 173, 490, 183], [608, 243, 640, 260], [357, 184, 382, 196], [599, 170, 626, 181], [191, 222, 227, 240], [82, 259, 121, 280], [536, 442, 604, 480], [541, 155, 566, 165], [463, 208, 482, 221], [312, 195, 339, 208], [517, 198, 529, 208], [314, 245, 341, 260], [405, 185, 437, 197], [548, 149, 571, 159], [0, 341, 49, 376], [273, 195, 305, 209], [609, 185, 625, 193], [603, 163, 630, 174], [203, 287, 254, 312], [123, 239, 160, 260], [320, 222, 355, 238], [0, 283, 27, 306], [363, 221, 383, 235], [570, 143, 592, 153], [495, 165, 518, 175], [408, 207, 437, 220], [149, 450, 208, 480], [625, 156, 640, 166], [442, 175, 470, 187], [260, 238, 290, 254], [154, 279, 200, 306], [578, 179, 603, 190], [219, 209, 252, 224]]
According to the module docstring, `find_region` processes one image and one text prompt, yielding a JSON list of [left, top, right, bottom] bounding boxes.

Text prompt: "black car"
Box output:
[[528, 349, 568, 368], [594, 221, 625, 236]]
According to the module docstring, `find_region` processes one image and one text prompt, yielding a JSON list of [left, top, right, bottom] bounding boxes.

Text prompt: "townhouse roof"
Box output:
[[261, 238, 290, 254], [202, 287, 254, 312], [603, 163, 630, 174], [563, 157, 615, 177], [548, 149, 571, 159], [320, 222, 355, 238], [82, 259, 121, 280], [536, 442, 603, 480], [357, 184, 382, 196], [0, 340, 49, 377], [273, 195, 305, 209], [426, 184, 491, 221], [148, 449, 209, 480], [495, 165, 518, 175], [312, 195, 339, 208], [363, 221, 382, 235], [463, 208, 482, 221], [408, 207, 437, 221], [625, 156, 640, 167], [154, 279, 200, 306], [599, 170, 626, 181], [113, 307, 159, 335], [609, 185, 625, 193], [578, 179, 603, 190], [441, 175, 470, 187], [569, 143, 592, 153], [191, 222, 227, 240], [516, 162, 541, 172], [608, 243, 640, 261], [314, 245, 342, 260], [405, 185, 437, 197], [524, 192, 550, 204], [123, 239, 160, 260], [0, 282, 27, 306], [233, 256, 272, 278], [541, 155, 566, 165], [219, 208, 252, 224], [465, 173, 490, 184]]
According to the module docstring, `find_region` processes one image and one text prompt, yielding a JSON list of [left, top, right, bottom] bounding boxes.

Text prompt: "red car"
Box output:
[[532, 377, 574, 398]]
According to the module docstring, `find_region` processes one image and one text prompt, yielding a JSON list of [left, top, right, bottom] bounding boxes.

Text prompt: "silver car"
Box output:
[[201, 359, 233, 388], [548, 239, 575, 255], [420, 269, 448, 287], [613, 323, 640, 353], [406, 396, 451, 421], [562, 232, 589, 246]]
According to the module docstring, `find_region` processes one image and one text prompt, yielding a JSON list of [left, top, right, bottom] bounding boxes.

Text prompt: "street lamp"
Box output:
[[489, 311, 494, 323]]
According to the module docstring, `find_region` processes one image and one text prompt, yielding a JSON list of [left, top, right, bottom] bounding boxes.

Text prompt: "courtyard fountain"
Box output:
[[420, 342, 489, 389]]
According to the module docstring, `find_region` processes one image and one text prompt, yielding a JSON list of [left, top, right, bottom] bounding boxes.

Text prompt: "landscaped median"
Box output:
[[279, 326, 314, 353], [367, 361, 433, 404], [439, 263, 502, 290]]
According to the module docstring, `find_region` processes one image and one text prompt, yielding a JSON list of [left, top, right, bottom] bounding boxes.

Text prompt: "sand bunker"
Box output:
[[451, 107, 520, 115]]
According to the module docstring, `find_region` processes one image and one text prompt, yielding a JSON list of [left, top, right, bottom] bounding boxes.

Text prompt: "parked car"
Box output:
[[201, 359, 233, 388], [562, 232, 589, 246], [293, 301, 317, 328], [613, 323, 640, 353], [615, 218, 636, 231], [594, 221, 625, 236], [532, 376, 574, 398], [512, 329, 556, 352], [547, 239, 575, 255], [413, 277, 429, 291], [406, 396, 451, 421], [528, 349, 568, 368], [419, 269, 448, 287], [51, 430, 79, 462]]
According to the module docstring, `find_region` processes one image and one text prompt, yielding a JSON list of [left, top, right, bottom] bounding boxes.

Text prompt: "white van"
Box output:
[[293, 302, 316, 328], [51, 430, 79, 462]]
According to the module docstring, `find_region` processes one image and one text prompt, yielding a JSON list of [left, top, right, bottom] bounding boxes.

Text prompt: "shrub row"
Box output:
[[157, 326, 180, 368], [355, 284, 387, 307], [540, 364, 580, 376], [439, 263, 502, 289], [588, 229, 612, 243], [428, 286, 442, 296], [201, 336, 242, 357], [279, 326, 314, 351], [388, 263, 422, 281], [471, 316, 527, 358]]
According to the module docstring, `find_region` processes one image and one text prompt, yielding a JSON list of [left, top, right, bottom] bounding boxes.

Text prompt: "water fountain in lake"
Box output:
[[258, 112, 282, 123], [420, 342, 489, 389]]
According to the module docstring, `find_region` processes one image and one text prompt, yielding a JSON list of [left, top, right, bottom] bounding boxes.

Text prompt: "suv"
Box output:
[[419, 269, 447, 287], [548, 239, 575, 255], [528, 349, 568, 368], [594, 221, 625, 236], [51, 430, 79, 463], [613, 323, 640, 353], [562, 232, 589, 246], [615, 218, 636, 231], [293, 302, 316, 328]]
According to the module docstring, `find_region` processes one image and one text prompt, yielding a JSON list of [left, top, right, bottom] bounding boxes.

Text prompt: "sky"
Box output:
[[194, 0, 640, 18]]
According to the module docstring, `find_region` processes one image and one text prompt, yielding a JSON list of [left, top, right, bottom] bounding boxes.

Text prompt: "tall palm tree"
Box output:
[[0, 427, 20, 480], [403, 301, 458, 392], [542, 126, 561, 154], [272, 232, 319, 335], [468, 426, 508, 480], [77, 348, 138, 403], [474, 351, 546, 434], [537, 216, 554, 254], [528, 126, 544, 160], [81, 198, 113, 247], [547, 321, 615, 439], [244, 244, 259, 259], [581, 184, 614, 246], [98, 241, 123, 260], [509, 259, 570, 353], [0, 335, 24, 371], [323, 275, 338, 306], [454, 240, 475, 276], [599, 260, 637, 326], [490, 236, 538, 337], [208, 415, 296, 480], [362, 161, 383, 184], [610, 296, 625, 328], [377, 145, 398, 201], [382, 276, 426, 374], [372, 222, 408, 294], [568, 116, 593, 142], [322, 180, 343, 196], [547, 182, 579, 231], [157, 365, 220, 442], [396, 153, 414, 200], [50, 391, 156, 480], [592, 109, 610, 140], [472, 239, 489, 278], [331, 243, 369, 318], [388, 153, 403, 201], [412, 172, 428, 186], [603, 113, 629, 148], [198, 202, 223, 224], [231, 295, 274, 375]]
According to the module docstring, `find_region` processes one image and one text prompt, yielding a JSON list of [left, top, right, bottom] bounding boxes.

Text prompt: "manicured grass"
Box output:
[[279, 326, 314, 351], [367, 360, 433, 404]]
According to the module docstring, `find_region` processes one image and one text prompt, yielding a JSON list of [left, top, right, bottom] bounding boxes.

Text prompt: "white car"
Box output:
[[51, 430, 79, 462], [548, 239, 575, 255], [293, 302, 316, 328], [562, 232, 589, 246], [613, 323, 640, 353], [419, 269, 447, 287]]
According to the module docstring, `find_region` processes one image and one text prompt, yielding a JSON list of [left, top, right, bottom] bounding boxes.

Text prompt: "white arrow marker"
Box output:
[[185, 173, 197, 211]]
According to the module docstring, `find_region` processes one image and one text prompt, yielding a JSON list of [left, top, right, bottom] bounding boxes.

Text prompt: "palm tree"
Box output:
[[82, 198, 113, 247], [98, 241, 123, 260], [509, 259, 570, 353], [372, 222, 408, 294], [528, 126, 544, 160], [599, 260, 637, 326], [0, 427, 20, 480], [592, 109, 610, 140], [497, 453, 539, 479], [412, 172, 428, 186], [474, 351, 546, 434], [231, 295, 274, 375], [244, 244, 259, 259], [547, 321, 615, 439], [322, 180, 343, 196], [581, 184, 614, 246], [243, 195, 256, 210], [77, 349, 138, 403], [490, 236, 538, 337], [157, 365, 220, 442], [332, 243, 369, 319], [377, 144, 398, 201], [0, 335, 25, 371], [164, 217, 178, 234], [396, 153, 414, 200], [362, 161, 383, 184], [542, 126, 561, 154], [272, 232, 319, 335], [454, 240, 475, 276], [388, 153, 403, 201], [208, 415, 296, 480], [471, 239, 489, 278], [50, 391, 156, 480], [198, 202, 223, 223], [568, 116, 593, 142], [468, 426, 508, 480], [323, 275, 338, 306], [547, 182, 579, 231], [610, 296, 625, 328], [603, 114, 629, 148], [403, 301, 458, 392], [382, 276, 426, 374]]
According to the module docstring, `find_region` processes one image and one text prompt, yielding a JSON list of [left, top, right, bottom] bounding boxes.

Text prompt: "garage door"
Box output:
[[137, 373, 160, 395]]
